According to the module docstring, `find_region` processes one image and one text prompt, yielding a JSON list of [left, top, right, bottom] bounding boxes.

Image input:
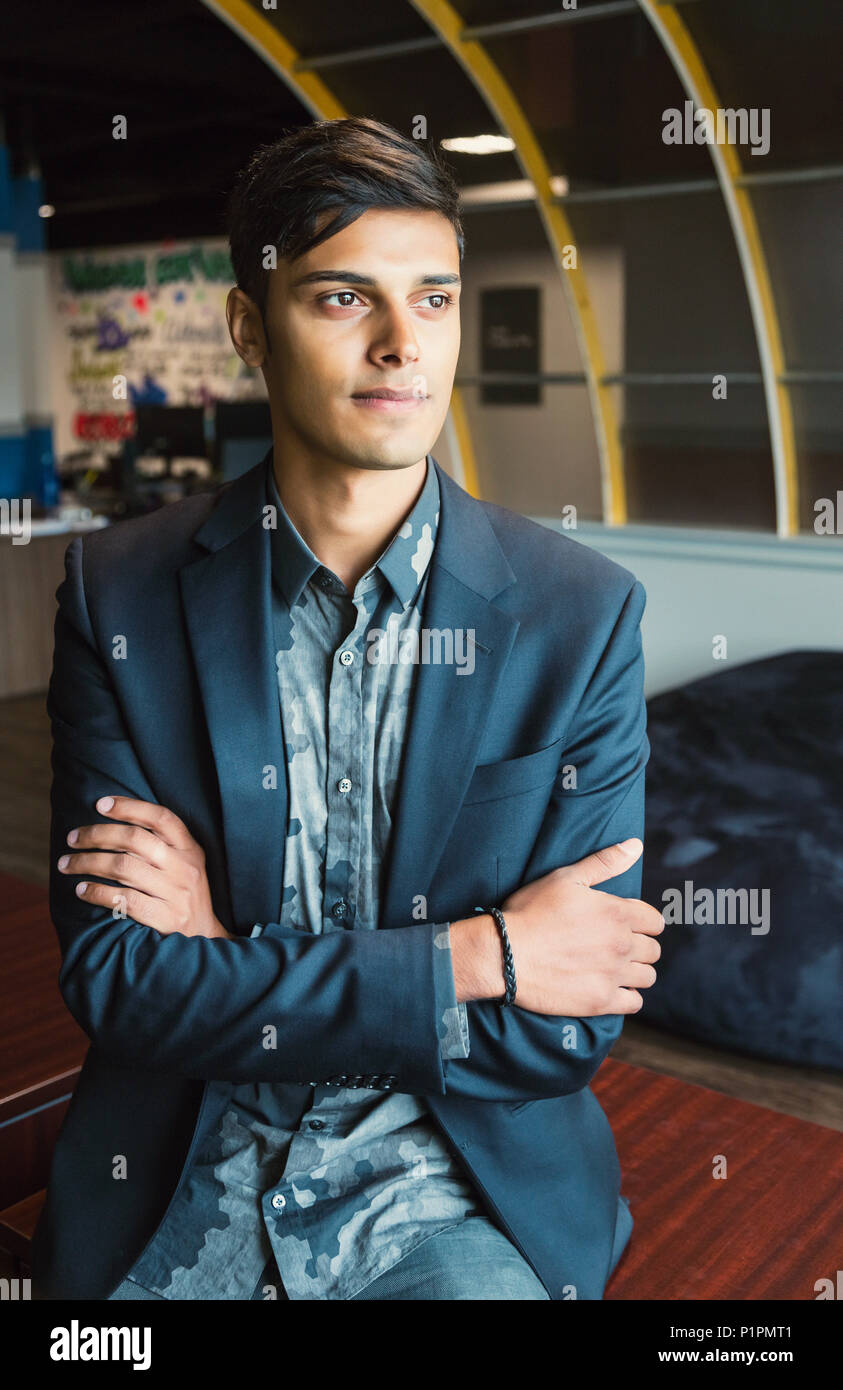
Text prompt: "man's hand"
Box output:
[[498, 839, 662, 1014], [451, 839, 663, 1014], [57, 795, 231, 940]]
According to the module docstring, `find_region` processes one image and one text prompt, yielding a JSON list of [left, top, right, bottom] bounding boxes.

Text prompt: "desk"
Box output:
[[0, 872, 88, 1208], [0, 520, 107, 698], [597, 1057, 843, 1300]]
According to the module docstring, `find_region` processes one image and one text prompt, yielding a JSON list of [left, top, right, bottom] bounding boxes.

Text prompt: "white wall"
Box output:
[[550, 520, 843, 696]]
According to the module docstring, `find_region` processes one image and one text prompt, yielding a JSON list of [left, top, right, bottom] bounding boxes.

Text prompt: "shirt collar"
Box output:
[[265, 450, 440, 609]]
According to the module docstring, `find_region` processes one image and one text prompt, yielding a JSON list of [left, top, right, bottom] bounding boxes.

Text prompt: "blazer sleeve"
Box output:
[[47, 536, 449, 1093], [439, 577, 651, 1103]]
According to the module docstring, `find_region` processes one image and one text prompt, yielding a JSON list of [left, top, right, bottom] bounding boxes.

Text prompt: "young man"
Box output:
[[32, 118, 663, 1302]]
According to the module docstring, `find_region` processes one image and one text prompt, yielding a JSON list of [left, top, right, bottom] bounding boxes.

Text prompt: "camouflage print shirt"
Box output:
[[123, 452, 485, 1301]]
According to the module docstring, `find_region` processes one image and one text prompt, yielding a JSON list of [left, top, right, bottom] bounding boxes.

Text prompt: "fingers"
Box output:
[[565, 838, 643, 889], [621, 961, 658, 991], [608, 987, 644, 1015], [70, 879, 174, 932], [630, 930, 662, 965], [58, 848, 168, 900], [620, 898, 665, 935], [64, 820, 169, 868], [93, 796, 197, 851]]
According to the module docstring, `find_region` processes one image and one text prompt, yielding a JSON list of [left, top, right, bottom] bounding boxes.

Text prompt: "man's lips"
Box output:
[[351, 388, 428, 412], [353, 388, 426, 400]]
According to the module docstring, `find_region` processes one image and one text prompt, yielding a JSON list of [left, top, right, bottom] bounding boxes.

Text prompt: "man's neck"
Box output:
[[270, 448, 429, 593]]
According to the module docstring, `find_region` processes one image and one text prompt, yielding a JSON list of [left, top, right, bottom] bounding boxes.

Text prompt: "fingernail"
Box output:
[[76, 882, 87, 895], [67, 829, 78, 845], [97, 797, 114, 812], [57, 855, 70, 869]]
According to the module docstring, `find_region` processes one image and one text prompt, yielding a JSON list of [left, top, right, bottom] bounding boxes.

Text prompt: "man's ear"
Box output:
[[226, 287, 268, 368]]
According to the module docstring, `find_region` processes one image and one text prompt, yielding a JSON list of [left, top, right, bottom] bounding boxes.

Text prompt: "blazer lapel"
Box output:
[[379, 460, 520, 930], [179, 455, 287, 933]]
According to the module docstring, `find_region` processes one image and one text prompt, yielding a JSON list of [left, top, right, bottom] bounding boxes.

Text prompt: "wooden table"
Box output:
[[0, 872, 88, 1209], [597, 1057, 843, 1300]]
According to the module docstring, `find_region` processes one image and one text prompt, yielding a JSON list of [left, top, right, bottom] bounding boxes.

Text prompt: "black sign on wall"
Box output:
[[480, 286, 541, 405]]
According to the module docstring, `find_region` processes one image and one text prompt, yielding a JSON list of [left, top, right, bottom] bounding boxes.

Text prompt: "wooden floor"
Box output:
[[3, 691, 841, 1133]]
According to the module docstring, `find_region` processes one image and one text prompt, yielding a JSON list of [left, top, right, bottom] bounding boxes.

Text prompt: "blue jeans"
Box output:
[[353, 1198, 632, 1301], [349, 1217, 549, 1299], [109, 1215, 547, 1301], [109, 1200, 631, 1301]]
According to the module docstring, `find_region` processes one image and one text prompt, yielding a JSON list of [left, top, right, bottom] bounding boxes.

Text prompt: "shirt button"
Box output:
[[271, 1193, 286, 1212], [339, 649, 354, 666], [331, 899, 348, 919], [309, 1119, 326, 1131], [338, 777, 352, 794]]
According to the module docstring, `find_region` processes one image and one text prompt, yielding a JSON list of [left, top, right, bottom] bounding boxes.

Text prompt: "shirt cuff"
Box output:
[[432, 923, 471, 1060]]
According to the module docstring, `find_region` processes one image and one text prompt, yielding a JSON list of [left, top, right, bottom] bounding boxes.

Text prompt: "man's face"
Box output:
[[228, 207, 461, 472]]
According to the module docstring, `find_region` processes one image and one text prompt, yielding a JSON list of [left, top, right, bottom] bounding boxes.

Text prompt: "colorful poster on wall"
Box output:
[[48, 235, 267, 456]]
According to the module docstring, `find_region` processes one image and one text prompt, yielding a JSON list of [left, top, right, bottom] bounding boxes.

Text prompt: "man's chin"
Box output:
[[331, 433, 436, 471]]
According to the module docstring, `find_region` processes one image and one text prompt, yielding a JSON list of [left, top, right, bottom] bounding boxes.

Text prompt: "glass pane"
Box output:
[[792, 384, 843, 536], [483, 13, 715, 186], [453, 380, 603, 521], [750, 180, 843, 373], [264, 0, 433, 58], [563, 189, 760, 375], [682, 0, 843, 168], [614, 383, 776, 530]]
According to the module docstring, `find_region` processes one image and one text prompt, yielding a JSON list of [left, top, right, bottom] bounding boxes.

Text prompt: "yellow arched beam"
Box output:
[[200, 0, 480, 498], [201, 0, 345, 119], [409, 0, 627, 525], [638, 0, 798, 536]]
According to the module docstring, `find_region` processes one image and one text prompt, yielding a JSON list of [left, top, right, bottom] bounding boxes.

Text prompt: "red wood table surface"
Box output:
[[0, 872, 88, 1207], [596, 1057, 843, 1300]]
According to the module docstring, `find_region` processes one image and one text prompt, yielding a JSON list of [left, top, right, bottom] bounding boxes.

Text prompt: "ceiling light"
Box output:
[[441, 135, 515, 155], [458, 176, 569, 207]]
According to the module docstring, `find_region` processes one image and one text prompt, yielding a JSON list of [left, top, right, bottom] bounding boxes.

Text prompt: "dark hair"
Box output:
[[226, 117, 465, 318]]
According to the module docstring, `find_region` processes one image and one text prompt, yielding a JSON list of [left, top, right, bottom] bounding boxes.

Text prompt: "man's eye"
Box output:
[[319, 292, 454, 310], [322, 291, 363, 308]]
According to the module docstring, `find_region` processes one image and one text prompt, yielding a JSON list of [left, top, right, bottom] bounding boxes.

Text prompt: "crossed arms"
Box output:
[[48, 535, 649, 1103]]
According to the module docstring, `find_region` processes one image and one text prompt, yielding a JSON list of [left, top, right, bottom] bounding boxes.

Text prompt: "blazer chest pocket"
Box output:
[[461, 736, 563, 805]]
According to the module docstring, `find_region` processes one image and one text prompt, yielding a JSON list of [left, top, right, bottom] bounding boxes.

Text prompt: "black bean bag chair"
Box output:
[[639, 650, 843, 1071]]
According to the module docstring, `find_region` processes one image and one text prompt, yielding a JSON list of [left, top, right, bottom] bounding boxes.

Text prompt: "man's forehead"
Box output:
[[296, 208, 458, 268]]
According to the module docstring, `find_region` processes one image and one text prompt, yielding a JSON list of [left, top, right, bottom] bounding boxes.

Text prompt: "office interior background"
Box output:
[[0, 0, 841, 1300]]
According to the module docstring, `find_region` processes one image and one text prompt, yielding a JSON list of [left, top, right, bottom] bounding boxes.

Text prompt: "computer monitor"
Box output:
[[133, 405, 207, 462], [214, 400, 273, 481]]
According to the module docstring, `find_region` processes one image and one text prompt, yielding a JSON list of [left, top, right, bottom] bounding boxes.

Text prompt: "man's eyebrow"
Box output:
[[290, 270, 462, 289]]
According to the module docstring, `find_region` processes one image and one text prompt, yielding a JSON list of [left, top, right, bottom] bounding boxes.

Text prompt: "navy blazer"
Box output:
[[31, 452, 649, 1301]]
